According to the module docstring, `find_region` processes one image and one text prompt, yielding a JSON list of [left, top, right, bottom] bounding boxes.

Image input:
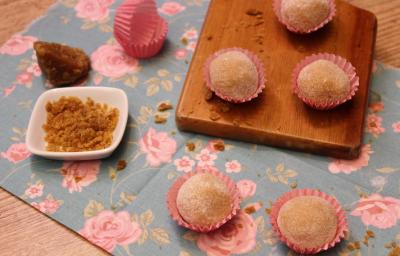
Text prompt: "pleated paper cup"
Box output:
[[122, 17, 168, 58], [273, 0, 336, 34], [166, 167, 241, 233], [203, 47, 266, 103], [270, 188, 348, 254], [114, 0, 160, 46], [292, 53, 359, 110]]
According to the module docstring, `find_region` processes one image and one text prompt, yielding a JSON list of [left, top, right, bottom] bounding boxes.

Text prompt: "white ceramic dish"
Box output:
[[26, 87, 128, 161]]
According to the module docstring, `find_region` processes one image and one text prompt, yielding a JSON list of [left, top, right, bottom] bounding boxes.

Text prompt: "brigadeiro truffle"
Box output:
[[166, 168, 241, 232], [292, 53, 359, 110], [270, 189, 348, 254], [273, 0, 336, 33], [204, 48, 265, 103]]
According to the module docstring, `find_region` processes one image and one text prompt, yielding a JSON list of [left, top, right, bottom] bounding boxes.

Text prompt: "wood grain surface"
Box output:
[[176, 0, 376, 159], [0, 0, 399, 255]]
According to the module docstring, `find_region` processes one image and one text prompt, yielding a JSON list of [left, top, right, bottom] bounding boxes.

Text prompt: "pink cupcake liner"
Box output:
[[292, 53, 359, 110], [273, 0, 336, 34], [270, 188, 348, 254], [120, 17, 168, 58], [203, 47, 266, 103], [166, 168, 241, 233], [114, 0, 160, 46]]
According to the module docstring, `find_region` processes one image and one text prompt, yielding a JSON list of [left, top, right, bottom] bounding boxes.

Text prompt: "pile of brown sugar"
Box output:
[[43, 96, 119, 152]]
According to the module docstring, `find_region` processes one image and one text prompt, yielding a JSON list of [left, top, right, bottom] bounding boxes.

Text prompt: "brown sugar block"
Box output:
[[277, 196, 338, 250], [176, 173, 232, 226], [34, 41, 90, 86]]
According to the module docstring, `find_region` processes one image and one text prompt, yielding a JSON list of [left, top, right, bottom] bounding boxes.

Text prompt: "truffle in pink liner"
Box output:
[[176, 173, 232, 227], [204, 48, 265, 103], [292, 53, 359, 110]]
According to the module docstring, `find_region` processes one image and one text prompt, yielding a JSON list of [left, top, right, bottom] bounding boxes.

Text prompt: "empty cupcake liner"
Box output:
[[273, 0, 336, 34], [270, 188, 348, 254], [119, 17, 168, 58], [166, 167, 241, 233], [203, 47, 266, 103], [292, 53, 360, 110], [114, 0, 160, 46]]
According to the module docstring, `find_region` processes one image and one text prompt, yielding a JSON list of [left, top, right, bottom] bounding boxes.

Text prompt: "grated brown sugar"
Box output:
[[43, 96, 119, 152]]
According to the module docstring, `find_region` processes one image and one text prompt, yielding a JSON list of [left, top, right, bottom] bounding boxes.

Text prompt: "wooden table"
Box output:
[[0, 0, 399, 255]]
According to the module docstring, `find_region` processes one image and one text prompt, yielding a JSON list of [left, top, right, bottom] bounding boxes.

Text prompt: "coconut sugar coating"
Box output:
[[297, 59, 350, 104], [277, 196, 338, 250], [281, 0, 330, 31], [209, 51, 259, 100], [176, 173, 233, 227]]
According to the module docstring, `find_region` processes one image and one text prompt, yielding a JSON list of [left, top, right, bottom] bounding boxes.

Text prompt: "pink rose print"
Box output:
[[195, 164, 219, 173], [237, 180, 256, 200], [351, 194, 400, 229], [195, 149, 217, 168], [197, 211, 257, 256], [25, 183, 44, 199], [366, 114, 385, 136], [368, 102, 384, 113], [328, 144, 373, 174], [91, 44, 139, 78], [79, 210, 142, 252], [32, 198, 61, 214], [3, 84, 16, 96], [158, 2, 186, 16], [60, 160, 100, 193], [1, 143, 31, 164], [183, 28, 198, 40], [392, 121, 400, 133], [0, 34, 37, 55], [75, 0, 114, 22], [225, 160, 241, 173], [27, 63, 42, 76], [175, 48, 187, 60], [174, 156, 195, 173], [139, 128, 177, 167], [16, 71, 33, 85], [186, 41, 197, 51]]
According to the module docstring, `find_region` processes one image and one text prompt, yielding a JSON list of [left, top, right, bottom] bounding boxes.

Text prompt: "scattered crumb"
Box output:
[[354, 241, 361, 249], [205, 89, 213, 101], [290, 181, 298, 189], [244, 206, 256, 214], [186, 142, 195, 151], [366, 230, 375, 238], [117, 160, 127, 171], [213, 141, 225, 151], [209, 111, 220, 121], [184, 60, 189, 64], [206, 35, 213, 41], [220, 104, 230, 113], [259, 49, 264, 53], [347, 243, 356, 251], [388, 246, 400, 256], [181, 37, 188, 45], [265, 208, 271, 215], [186, 142, 196, 152], [110, 204, 117, 210], [170, 130, 176, 136], [254, 21, 264, 26], [246, 8, 263, 16], [154, 115, 167, 124], [157, 102, 173, 112]]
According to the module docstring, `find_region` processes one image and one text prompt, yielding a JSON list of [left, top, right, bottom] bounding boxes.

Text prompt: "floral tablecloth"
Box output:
[[1, 0, 400, 255]]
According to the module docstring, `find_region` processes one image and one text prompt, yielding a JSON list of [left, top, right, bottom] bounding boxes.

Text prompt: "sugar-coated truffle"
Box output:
[[176, 173, 232, 227], [297, 59, 350, 104], [281, 0, 330, 31], [277, 196, 338, 250], [209, 51, 259, 101]]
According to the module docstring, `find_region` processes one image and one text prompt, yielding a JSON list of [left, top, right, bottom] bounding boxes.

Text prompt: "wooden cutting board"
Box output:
[[176, 0, 377, 159]]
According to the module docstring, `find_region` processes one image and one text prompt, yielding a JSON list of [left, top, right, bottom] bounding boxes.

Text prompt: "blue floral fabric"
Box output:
[[0, 1, 400, 255]]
